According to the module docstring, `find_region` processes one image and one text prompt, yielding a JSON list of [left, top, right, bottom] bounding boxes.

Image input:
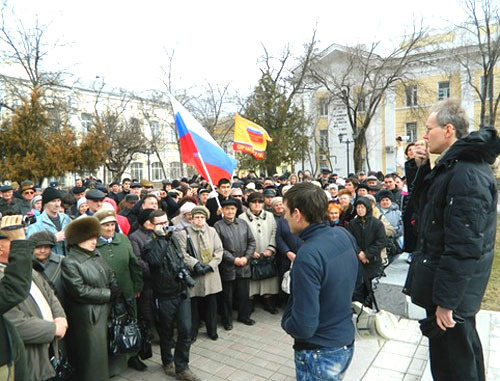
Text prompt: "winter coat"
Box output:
[[33, 252, 65, 306], [0, 240, 35, 381], [377, 203, 403, 239], [240, 209, 279, 296], [338, 203, 356, 228], [96, 233, 143, 300], [129, 226, 153, 280], [177, 224, 223, 297], [347, 198, 386, 280], [405, 127, 500, 317], [0, 197, 23, 215], [214, 217, 256, 281], [4, 270, 65, 381], [141, 233, 189, 298], [27, 211, 72, 256], [276, 216, 303, 277], [61, 246, 117, 381]]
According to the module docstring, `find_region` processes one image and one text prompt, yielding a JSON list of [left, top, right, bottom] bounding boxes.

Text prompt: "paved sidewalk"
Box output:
[[116, 305, 500, 381]]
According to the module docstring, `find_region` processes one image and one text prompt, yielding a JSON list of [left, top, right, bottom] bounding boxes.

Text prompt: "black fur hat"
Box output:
[[65, 216, 101, 247]]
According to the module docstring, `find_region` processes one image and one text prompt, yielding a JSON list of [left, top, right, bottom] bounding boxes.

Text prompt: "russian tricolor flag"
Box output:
[[170, 96, 237, 185]]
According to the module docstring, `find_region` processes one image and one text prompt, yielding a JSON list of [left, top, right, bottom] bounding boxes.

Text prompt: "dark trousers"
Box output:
[[427, 312, 485, 381], [191, 294, 217, 338], [155, 295, 192, 373], [221, 278, 250, 325]]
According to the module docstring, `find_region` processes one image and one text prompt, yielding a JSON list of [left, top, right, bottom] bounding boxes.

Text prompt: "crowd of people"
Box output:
[[0, 99, 498, 381], [0, 164, 411, 381]]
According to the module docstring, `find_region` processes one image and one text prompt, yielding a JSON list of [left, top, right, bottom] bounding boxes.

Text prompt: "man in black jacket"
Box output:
[[206, 178, 242, 226], [141, 211, 200, 381], [406, 99, 500, 381]]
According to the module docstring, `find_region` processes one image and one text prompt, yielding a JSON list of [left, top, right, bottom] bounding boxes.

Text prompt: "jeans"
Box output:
[[295, 344, 354, 381], [155, 294, 192, 373]]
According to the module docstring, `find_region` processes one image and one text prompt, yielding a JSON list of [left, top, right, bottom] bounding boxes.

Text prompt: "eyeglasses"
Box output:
[[23, 191, 35, 195], [232, 195, 243, 198]]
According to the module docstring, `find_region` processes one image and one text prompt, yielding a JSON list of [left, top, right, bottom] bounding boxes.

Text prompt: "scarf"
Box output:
[[191, 225, 213, 264]]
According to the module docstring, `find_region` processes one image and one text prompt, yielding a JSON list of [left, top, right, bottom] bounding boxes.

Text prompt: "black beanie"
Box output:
[[137, 208, 155, 226], [42, 187, 62, 205]]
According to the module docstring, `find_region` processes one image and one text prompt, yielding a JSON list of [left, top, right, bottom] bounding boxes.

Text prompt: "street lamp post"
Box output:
[[338, 133, 354, 177]]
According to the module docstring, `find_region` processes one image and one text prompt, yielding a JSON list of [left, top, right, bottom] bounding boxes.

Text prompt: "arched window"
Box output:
[[151, 162, 163, 181], [170, 162, 181, 180], [130, 162, 143, 180]]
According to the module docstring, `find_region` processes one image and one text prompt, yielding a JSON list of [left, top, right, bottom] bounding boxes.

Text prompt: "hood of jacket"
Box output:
[[441, 127, 500, 165], [354, 196, 373, 217]]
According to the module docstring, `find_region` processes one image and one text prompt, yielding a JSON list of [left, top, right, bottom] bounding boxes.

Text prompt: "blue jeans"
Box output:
[[295, 344, 354, 380]]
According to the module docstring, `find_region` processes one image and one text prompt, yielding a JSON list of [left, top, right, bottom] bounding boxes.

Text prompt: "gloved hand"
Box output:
[[201, 264, 214, 274], [110, 284, 122, 302], [193, 262, 205, 275]]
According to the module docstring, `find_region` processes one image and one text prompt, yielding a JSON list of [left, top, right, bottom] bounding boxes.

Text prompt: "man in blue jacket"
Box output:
[[281, 182, 358, 380]]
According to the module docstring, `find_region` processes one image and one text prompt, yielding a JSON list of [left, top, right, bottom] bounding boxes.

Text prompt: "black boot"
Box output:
[[262, 296, 278, 314]]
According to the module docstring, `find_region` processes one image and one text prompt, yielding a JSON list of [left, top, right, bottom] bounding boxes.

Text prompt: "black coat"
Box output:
[[407, 127, 500, 317], [275, 216, 303, 276], [347, 198, 386, 280], [206, 194, 243, 226]]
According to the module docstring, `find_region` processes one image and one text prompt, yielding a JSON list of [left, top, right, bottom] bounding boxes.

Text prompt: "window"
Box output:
[[131, 162, 143, 180], [318, 98, 328, 117], [166, 127, 177, 143], [169, 162, 181, 179], [437, 81, 450, 101], [405, 85, 418, 106], [480, 75, 494, 99], [151, 162, 163, 181], [151, 121, 160, 139], [81, 113, 93, 132], [406, 122, 417, 142], [319, 129, 328, 151]]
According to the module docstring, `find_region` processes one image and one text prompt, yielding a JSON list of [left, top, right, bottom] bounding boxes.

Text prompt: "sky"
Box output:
[[2, 0, 467, 98]]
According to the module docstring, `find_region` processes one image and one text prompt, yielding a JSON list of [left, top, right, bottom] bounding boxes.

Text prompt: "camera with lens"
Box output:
[[23, 214, 36, 227], [177, 268, 196, 288]]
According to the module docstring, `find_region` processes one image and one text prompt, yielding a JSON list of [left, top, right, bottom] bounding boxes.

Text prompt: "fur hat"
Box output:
[[376, 189, 394, 203], [65, 217, 101, 247], [137, 208, 154, 226]]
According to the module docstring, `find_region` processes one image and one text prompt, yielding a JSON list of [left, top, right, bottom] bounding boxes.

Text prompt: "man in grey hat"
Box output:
[[0, 185, 22, 215], [26, 188, 71, 256], [84, 189, 106, 215]]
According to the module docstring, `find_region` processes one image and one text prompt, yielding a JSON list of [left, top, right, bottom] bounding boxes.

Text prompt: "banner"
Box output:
[[233, 114, 272, 159]]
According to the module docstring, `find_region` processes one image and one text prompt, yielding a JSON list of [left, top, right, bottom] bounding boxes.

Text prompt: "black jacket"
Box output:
[[206, 194, 243, 226], [407, 127, 500, 317], [347, 197, 386, 280], [141, 233, 189, 298]]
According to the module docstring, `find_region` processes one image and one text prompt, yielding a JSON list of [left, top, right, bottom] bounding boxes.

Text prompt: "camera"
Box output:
[[23, 214, 36, 227], [177, 268, 196, 288]]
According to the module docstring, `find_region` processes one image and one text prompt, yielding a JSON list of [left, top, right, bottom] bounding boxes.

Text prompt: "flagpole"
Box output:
[[196, 150, 223, 213]]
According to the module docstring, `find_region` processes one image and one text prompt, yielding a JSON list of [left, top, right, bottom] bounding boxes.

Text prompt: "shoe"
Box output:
[[163, 362, 175, 377], [262, 298, 278, 314], [208, 333, 218, 340], [237, 318, 255, 326], [176, 369, 202, 381], [223, 322, 233, 331], [128, 356, 147, 371], [191, 336, 197, 343]]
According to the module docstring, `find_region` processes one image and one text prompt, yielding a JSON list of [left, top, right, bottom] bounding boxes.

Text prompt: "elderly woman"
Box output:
[[270, 197, 284, 223], [61, 217, 121, 381], [239, 192, 279, 314], [29, 231, 65, 304], [172, 202, 196, 234], [177, 206, 223, 341], [95, 208, 144, 373]]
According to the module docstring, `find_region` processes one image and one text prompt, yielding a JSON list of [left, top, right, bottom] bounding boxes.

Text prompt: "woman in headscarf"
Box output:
[[347, 197, 386, 307], [239, 192, 278, 314], [177, 206, 223, 342], [94, 208, 144, 374], [61, 217, 121, 381]]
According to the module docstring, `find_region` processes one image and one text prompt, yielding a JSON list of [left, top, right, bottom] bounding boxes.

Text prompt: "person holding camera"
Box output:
[[141, 210, 200, 381], [0, 215, 35, 381]]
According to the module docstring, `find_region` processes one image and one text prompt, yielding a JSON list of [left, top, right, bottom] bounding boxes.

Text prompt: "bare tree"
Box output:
[[308, 25, 427, 173], [453, 0, 500, 126]]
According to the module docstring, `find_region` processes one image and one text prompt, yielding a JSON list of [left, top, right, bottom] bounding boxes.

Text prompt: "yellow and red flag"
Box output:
[[233, 114, 272, 159]]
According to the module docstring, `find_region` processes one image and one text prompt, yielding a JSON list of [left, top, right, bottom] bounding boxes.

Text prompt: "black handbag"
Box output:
[[48, 341, 74, 381], [108, 296, 143, 355], [250, 256, 277, 280]]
